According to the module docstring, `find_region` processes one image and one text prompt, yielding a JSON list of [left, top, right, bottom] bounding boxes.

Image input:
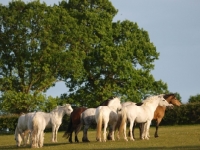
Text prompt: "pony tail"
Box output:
[[75, 113, 83, 136], [62, 115, 72, 138], [119, 107, 127, 136], [96, 109, 103, 141], [31, 116, 38, 148]]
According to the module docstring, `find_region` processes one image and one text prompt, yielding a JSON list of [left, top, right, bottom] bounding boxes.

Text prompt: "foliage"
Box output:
[[162, 103, 200, 125], [0, 90, 61, 114], [0, 0, 171, 112], [188, 94, 200, 103], [0, 114, 19, 132], [59, 0, 168, 106], [0, 0, 80, 112]]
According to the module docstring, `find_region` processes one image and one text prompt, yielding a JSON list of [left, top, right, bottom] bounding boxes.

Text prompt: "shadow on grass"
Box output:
[[102, 146, 200, 150], [0, 142, 72, 150], [1, 144, 199, 150]]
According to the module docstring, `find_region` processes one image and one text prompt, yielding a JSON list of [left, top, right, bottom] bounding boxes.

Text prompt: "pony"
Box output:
[[31, 104, 73, 148], [131, 93, 181, 139], [95, 97, 122, 142], [107, 101, 136, 140], [62, 98, 111, 143], [14, 112, 36, 147], [119, 94, 171, 141], [153, 93, 181, 137], [74, 97, 119, 142], [62, 107, 87, 143]]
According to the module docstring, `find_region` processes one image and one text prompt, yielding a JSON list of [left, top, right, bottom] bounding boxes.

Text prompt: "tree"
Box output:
[[59, 0, 168, 107], [188, 94, 200, 103], [0, 1, 80, 113], [0, 0, 170, 111]]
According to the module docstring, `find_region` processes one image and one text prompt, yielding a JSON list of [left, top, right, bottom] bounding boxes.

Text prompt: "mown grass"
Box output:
[[0, 125, 200, 150]]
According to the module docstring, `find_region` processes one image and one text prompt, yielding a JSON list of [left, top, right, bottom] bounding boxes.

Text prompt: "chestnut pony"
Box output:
[[153, 93, 181, 137], [132, 93, 181, 139]]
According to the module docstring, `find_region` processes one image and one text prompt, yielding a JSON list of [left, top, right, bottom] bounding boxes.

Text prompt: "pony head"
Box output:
[[63, 104, 73, 116], [157, 94, 170, 107], [164, 93, 181, 106], [15, 131, 22, 147]]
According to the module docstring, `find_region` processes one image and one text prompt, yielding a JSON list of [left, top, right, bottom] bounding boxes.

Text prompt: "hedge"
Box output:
[[1, 103, 200, 133]]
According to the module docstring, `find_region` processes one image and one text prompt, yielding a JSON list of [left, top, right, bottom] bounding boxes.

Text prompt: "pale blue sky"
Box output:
[[1, 0, 200, 103]]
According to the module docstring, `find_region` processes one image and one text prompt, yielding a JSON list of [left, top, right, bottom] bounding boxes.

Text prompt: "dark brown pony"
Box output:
[[63, 98, 112, 143], [63, 107, 87, 143], [132, 93, 181, 139]]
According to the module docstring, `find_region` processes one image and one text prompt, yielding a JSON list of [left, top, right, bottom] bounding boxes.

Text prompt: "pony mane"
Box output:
[[98, 97, 114, 106], [163, 93, 175, 99], [107, 97, 120, 105], [51, 104, 71, 113], [142, 95, 163, 105]]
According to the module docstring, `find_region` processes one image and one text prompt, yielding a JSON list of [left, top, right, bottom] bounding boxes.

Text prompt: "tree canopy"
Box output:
[[188, 94, 200, 103], [0, 0, 170, 113]]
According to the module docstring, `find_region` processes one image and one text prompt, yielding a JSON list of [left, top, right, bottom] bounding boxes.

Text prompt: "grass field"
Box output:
[[0, 125, 200, 150]]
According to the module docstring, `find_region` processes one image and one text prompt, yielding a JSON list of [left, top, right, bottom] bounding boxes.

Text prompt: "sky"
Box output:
[[0, 0, 200, 103]]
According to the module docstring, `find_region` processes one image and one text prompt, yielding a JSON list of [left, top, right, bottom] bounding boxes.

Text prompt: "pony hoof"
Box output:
[[155, 135, 159, 138], [96, 138, 101, 142]]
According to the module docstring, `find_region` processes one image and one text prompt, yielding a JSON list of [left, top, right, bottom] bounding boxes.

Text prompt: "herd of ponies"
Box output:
[[14, 94, 181, 148]]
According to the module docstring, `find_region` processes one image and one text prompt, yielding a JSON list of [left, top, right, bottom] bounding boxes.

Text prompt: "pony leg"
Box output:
[[142, 123, 147, 140], [110, 123, 117, 141], [54, 126, 59, 142], [82, 124, 90, 142], [131, 122, 137, 139], [139, 123, 144, 139], [144, 121, 151, 140], [19, 132, 25, 146], [75, 123, 83, 143], [51, 127, 55, 142], [107, 127, 113, 140], [123, 122, 128, 141], [69, 130, 73, 143], [129, 121, 134, 141], [103, 122, 108, 142], [155, 118, 162, 138], [38, 131, 44, 148]]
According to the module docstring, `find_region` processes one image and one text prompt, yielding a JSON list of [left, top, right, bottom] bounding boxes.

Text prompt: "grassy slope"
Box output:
[[0, 125, 200, 150]]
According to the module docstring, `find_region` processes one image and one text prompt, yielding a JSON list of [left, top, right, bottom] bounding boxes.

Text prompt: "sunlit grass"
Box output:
[[1, 125, 200, 149]]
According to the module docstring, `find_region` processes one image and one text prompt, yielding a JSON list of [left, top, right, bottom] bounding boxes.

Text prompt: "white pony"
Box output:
[[31, 104, 73, 148], [95, 97, 122, 142], [15, 112, 36, 147], [119, 94, 170, 141]]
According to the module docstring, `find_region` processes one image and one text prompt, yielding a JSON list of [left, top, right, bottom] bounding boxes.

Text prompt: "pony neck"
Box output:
[[51, 106, 66, 118], [107, 99, 120, 111], [143, 96, 160, 111]]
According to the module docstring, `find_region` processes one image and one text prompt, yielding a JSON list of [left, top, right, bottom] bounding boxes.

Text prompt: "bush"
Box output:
[[162, 103, 200, 125], [0, 114, 19, 132]]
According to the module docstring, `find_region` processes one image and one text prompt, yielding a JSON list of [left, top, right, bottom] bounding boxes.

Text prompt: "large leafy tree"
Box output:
[[59, 0, 168, 107], [0, 0, 80, 113], [0, 0, 169, 112]]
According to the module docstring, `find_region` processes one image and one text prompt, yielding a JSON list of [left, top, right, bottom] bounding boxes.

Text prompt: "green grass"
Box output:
[[1, 125, 200, 150]]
